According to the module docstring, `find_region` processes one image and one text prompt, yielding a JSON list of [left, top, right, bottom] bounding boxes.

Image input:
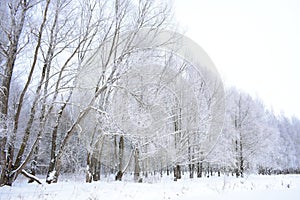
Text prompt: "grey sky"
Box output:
[[174, 0, 300, 118]]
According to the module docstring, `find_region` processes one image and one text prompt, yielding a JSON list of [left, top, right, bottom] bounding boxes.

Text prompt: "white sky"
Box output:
[[174, 0, 300, 118]]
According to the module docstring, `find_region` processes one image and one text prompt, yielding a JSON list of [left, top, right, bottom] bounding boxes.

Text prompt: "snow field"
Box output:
[[0, 174, 300, 200]]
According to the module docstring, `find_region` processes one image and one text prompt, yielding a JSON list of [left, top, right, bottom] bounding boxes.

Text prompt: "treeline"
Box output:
[[36, 87, 300, 180]]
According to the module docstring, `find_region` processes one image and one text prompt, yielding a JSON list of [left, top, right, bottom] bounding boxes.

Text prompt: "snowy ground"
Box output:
[[1, 174, 300, 200]]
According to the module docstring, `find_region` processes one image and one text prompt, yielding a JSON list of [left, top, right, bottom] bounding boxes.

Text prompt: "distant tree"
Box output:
[[277, 115, 300, 172], [225, 88, 273, 177]]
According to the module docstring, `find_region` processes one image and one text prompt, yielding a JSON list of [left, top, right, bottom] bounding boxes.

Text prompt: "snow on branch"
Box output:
[[21, 170, 42, 185]]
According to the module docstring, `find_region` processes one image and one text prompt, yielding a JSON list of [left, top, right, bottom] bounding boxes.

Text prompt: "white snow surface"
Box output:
[[1, 174, 300, 200]]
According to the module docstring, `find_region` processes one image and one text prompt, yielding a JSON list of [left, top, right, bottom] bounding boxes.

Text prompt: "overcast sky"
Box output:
[[174, 0, 300, 118]]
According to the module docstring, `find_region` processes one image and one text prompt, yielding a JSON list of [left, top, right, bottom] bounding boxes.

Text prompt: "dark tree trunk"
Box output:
[[173, 165, 181, 181], [167, 167, 170, 176], [206, 164, 210, 178], [115, 136, 124, 181], [92, 156, 101, 181], [0, 157, 15, 186], [46, 121, 60, 183], [189, 163, 194, 178], [115, 171, 123, 181], [114, 135, 117, 172], [197, 162, 203, 178], [86, 137, 103, 183]]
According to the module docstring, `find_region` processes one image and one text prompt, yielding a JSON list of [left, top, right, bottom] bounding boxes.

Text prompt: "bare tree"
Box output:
[[0, 0, 52, 186], [0, 0, 29, 184]]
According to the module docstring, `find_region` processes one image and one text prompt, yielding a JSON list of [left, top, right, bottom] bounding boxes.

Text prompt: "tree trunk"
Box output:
[[92, 157, 101, 181], [114, 135, 117, 172], [115, 135, 124, 181], [235, 139, 240, 177], [188, 137, 194, 178], [167, 166, 170, 176], [189, 163, 194, 178], [239, 137, 244, 178], [86, 153, 92, 183], [86, 154, 101, 183], [173, 165, 181, 181], [134, 148, 141, 182], [206, 163, 210, 178], [92, 155, 101, 181], [197, 162, 203, 178], [0, 157, 15, 186], [46, 110, 63, 184], [115, 171, 123, 181]]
